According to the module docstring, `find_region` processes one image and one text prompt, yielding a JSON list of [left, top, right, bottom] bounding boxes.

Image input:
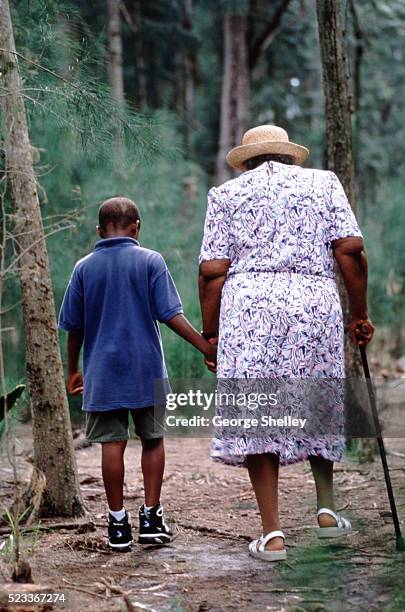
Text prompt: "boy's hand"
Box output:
[[67, 371, 84, 395], [204, 337, 218, 373]]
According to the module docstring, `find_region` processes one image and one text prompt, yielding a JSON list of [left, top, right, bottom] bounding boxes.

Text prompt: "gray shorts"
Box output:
[[85, 406, 165, 443]]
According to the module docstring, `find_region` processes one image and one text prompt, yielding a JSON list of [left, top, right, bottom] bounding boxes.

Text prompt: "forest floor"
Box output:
[[1, 423, 405, 612]]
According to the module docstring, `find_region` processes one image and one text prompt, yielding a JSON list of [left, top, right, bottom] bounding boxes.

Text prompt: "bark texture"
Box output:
[[106, 0, 124, 105], [316, 0, 356, 206], [0, 0, 85, 514], [215, 13, 250, 185], [317, 0, 375, 460]]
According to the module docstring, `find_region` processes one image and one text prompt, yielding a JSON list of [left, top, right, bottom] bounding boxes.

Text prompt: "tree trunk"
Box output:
[[0, 0, 85, 515], [106, 0, 124, 105], [215, 13, 250, 185], [182, 0, 195, 146], [349, 0, 365, 195], [133, 0, 147, 108], [316, 0, 376, 461], [316, 0, 356, 205], [184, 0, 195, 117]]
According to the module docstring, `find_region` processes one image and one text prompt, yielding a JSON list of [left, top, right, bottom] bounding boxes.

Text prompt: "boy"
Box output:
[[59, 197, 216, 551]]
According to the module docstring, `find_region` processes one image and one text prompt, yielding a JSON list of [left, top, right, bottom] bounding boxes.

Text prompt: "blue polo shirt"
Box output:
[[58, 237, 183, 411]]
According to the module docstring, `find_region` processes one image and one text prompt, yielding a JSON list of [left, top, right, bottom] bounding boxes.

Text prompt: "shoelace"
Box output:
[[157, 506, 170, 531], [143, 505, 169, 532]]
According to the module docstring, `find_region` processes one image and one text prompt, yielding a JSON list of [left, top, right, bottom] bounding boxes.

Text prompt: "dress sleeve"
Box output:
[[58, 267, 84, 333], [199, 187, 231, 263], [150, 256, 183, 323], [326, 172, 363, 242]]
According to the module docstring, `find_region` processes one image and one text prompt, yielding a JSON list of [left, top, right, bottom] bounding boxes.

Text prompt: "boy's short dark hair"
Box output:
[[98, 197, 141, 231]]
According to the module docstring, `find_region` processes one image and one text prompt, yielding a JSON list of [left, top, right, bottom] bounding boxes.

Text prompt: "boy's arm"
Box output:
[[165, 314, 217, 364], [67, 331, 84, 394], [59, 266, 85, 393]]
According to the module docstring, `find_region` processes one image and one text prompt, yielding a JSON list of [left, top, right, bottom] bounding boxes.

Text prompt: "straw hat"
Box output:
[[226, 125, 310, 170]]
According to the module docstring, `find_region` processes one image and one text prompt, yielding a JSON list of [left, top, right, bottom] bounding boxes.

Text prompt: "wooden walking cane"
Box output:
[[359, 344, 405, 551]]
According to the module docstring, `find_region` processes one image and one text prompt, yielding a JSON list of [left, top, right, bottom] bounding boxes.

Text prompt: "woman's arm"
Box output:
[[198, 259, 230, 337], [332, 236, 374, 345]]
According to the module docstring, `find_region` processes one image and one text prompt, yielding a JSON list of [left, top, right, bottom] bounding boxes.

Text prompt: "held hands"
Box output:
[[350, 318, 375, 346], [203, 336, 218, 373], [67, 371, 84, 395]]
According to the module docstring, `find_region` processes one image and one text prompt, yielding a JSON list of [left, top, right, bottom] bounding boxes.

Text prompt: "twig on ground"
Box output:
[[0, 519, 95, 536], [123, 593, 137, 612], [254, 586, 341, 593], [351, 558, 394, 565], [386, 448, 405, 459], [128, 602, 156, 612], [61, 578, 108, 599], [177, 522, 251, 542], [341, 483, 369, 491], [97, 578, 156, 612], [138, 584, 164, 592], [356, 550, 394, 558]]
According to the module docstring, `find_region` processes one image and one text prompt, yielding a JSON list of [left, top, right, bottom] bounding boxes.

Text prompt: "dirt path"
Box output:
[[1, 427, 405, 611]]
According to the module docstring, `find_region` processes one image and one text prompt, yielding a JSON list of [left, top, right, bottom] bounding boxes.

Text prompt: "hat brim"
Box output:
[[226, 140, 310, 170]]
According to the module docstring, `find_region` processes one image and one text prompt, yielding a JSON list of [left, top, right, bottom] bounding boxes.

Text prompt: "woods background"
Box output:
[[1, 1, 405, 602], [2, 0, 405, 415]]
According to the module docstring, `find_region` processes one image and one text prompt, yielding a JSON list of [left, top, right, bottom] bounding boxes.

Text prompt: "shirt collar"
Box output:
[[94, 237, 139, 250], [242, 160, 286, 176]]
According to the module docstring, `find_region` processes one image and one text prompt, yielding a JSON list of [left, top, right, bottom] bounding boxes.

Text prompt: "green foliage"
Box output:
[[0, 384, 25, 422], [3, 1, 212, 389], [363, 178, 405, 331], [0, 507, 44, 564], [3, 0, 405, 406]]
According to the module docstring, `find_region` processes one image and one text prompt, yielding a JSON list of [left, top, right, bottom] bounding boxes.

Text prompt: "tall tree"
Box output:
[[215, 0, 293, 184], [133, 0, 147, 108], [183, 0, 195, 121], [0, 0, 85, 515], [215, 11, 250, 185], [180, 0, 196, 145], [316, 0, 356, 205], [316, 0, 375, 459], [106, 0, 124, 105]]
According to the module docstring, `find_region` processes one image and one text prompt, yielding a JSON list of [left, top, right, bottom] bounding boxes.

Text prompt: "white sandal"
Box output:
[[248, 530, 287, 562], [316, 507, 352, 538]]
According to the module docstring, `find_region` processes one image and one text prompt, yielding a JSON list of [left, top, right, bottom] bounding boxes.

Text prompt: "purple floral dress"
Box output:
[[199, 161, 362, 467]]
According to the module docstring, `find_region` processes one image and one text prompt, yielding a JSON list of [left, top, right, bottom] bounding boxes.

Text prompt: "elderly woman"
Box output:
[[199, 125, 374, 562]]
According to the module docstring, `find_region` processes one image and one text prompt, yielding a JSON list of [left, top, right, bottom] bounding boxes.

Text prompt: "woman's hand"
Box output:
[[350, 318, 375, 346], [67, 371, 84, 395]]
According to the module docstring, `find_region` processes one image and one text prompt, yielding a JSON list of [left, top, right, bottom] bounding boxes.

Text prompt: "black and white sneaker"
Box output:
[[138, 503, 173, 545], [107, 510, 133, 552]]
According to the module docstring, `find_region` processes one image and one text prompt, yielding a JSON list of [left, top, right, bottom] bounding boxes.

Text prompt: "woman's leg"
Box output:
[[309, 455, 338, 527], [246, 452, 284, 550]]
